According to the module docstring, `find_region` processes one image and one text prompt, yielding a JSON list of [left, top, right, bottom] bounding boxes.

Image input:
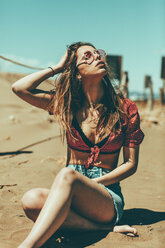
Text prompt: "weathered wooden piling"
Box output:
[[160, 57, 165, 105], [144, 75, 154, 111]]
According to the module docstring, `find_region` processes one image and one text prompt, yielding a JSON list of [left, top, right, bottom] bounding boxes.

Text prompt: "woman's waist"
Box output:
[[68, 149, 119, 170], [68, 162, 115, 170]]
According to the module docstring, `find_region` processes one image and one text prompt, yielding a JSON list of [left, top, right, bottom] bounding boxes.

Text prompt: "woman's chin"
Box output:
[[99, 69, 107, 77]]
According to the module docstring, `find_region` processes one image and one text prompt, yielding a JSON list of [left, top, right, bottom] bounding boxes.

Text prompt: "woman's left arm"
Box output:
[[94, 99, 144, 186], [94, 146, 139, 186]]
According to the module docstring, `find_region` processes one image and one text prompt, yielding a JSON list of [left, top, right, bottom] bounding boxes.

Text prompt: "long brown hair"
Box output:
[[48, 42, 125, 140]]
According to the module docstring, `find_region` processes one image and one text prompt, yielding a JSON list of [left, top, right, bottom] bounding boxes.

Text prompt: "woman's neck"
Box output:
[[83, 80, 104, 108]]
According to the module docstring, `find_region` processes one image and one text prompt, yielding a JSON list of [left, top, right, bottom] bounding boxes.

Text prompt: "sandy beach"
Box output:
[[0, 71, 165, 248]]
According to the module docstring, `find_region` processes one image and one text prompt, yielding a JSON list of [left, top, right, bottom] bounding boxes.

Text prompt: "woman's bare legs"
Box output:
[[19, 168, 137, 248], [22, 188, 137, 235], [19, 168, 115, 248], [22, 188, 112, 231]]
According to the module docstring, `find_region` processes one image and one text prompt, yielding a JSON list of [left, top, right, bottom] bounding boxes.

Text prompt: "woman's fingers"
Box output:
[[56, 50, 69, 71]]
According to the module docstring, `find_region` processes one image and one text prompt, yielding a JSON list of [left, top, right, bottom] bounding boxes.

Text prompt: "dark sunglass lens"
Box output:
[[84, 51, 92, 59], [84, 51, 93, 64]]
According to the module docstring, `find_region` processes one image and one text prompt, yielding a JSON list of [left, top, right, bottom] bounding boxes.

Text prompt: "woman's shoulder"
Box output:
[[121, 97, 138, 115], [122, 97, 137, 107]]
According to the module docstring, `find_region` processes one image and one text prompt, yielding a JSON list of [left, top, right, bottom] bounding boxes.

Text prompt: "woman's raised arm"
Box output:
[[11, 51, 69, 110]]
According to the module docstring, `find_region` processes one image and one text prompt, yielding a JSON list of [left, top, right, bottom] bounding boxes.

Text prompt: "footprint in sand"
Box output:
[[40, 156, 57, 164], [0, 188, 18, 203], [9, 228, 31, 241]]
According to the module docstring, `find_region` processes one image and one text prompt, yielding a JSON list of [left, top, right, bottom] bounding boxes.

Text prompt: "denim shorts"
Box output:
[[66, 164, 125, 225]]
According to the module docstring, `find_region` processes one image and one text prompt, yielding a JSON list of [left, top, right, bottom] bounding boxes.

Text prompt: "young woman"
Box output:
[[12, 42, 144, 248]]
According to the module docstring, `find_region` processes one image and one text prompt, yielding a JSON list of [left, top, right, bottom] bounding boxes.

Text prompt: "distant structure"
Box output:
[[106, 55, 122, 81], [160, 56, 165, 104], [106, 55, 129, 96], [144, 75, 153, 110], [121, 71, 129, 98], [106, 55, 130, 98]]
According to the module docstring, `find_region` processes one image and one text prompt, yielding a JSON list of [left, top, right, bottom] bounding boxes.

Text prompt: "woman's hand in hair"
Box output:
[[55, 50, 69, 72]]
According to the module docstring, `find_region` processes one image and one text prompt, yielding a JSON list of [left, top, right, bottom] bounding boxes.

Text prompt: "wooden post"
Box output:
[[163, 79, 165, 103], [106, 55, 122, 82], [160, 88, 164, 105], [148, 80, 153, 111], [121, 71, 129, 98], [160, 57, 165, 104], [144, 75, 154, 111]]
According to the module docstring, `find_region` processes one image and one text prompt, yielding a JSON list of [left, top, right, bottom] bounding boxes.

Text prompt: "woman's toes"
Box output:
[[113, 225, 138, 236], [126, 228, 138, 237]]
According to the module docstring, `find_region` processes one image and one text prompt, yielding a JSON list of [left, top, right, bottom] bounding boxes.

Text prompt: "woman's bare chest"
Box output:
[[76, 109, 110, 144]]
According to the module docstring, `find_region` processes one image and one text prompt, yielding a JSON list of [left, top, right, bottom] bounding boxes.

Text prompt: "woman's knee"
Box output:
[[55, 167, 78, 187], [21, 188, 49, 210]]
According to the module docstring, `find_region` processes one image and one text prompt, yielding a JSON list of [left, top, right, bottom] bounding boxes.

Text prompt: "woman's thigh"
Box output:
[[23, 187, 113, 230], [69, 170, 116, 223], [23, 169, 116, 224]]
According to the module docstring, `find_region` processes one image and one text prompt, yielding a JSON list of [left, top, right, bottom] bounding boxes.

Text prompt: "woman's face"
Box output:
[[76, 45, 107, 81]]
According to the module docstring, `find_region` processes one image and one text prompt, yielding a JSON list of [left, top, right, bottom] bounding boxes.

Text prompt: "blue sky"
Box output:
[[0, 0, 165, 94]]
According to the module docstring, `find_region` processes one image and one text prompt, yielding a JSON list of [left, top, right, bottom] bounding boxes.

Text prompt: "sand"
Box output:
[[0, 71, 165, 248]]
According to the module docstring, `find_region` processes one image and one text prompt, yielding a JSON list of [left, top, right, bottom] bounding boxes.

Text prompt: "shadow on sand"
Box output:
[[41, 208, 165, 248], [120, 208, 165, 225], [0, 136, 60, 157], [0, 151, 33, 156], [42, 229, 109, 248]]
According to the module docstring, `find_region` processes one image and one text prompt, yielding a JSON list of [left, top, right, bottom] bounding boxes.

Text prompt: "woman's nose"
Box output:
[[94, 52, 101, 60]]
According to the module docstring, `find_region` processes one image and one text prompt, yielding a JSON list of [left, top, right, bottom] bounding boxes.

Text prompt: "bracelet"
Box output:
[[48, 67, 55, 77]]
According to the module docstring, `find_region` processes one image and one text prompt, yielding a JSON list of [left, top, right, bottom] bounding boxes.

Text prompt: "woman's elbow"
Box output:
[[130, 162, 138, 175], [12, 83, 24, 95], [12, 83, 19, 94]]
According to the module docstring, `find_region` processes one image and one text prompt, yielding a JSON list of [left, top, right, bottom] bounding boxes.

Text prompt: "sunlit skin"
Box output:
[[12, 45, 138, 248], [77, 46, 107, 80]]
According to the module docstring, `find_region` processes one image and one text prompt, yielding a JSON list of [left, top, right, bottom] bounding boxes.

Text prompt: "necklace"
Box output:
[[83, 107, 100, 129], [79, 103, 103, 129]]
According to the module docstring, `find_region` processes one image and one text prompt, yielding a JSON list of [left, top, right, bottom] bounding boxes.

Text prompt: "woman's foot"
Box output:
[[113, 225, 138, 237]]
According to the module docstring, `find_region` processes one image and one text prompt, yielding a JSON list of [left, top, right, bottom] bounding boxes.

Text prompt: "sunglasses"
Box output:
[[76, 49, 106, 67]]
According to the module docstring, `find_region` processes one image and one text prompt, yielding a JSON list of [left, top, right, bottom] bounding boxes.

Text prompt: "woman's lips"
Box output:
[[96, 61, 105, 67]]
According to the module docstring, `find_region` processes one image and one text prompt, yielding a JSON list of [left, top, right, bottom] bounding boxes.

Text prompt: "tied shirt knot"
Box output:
[[86, 145, 100, 169]]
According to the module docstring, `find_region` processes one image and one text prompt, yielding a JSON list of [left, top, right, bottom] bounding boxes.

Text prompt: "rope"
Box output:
[[0, 55, 44, 70], [0, 54, 55, 86]]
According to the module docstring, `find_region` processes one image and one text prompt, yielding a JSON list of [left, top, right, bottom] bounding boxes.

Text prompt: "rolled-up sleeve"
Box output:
[[123, 101, 144, 148]]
